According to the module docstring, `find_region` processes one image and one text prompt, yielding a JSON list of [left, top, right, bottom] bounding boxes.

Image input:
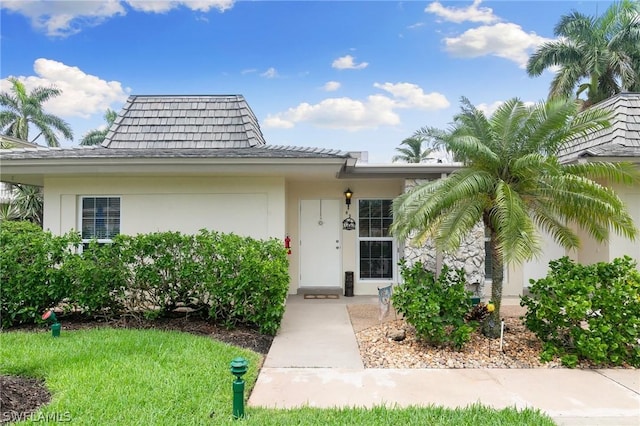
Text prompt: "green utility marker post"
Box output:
[[42, 310, 61, 337], [230, 357, 248, 419]]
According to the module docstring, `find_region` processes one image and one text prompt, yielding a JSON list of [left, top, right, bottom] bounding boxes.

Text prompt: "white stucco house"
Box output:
[[1, 93, 637, 297], [0, 95, 470, 296]]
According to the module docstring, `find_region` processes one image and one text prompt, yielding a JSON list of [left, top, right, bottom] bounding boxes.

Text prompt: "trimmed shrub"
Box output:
[[392, 260, 475, 350], [197, 230, 289, 335], [61, 240, 129, 317], [0, 221, 79, 328], [117, 232, 208, 314], [521, 256, 640, 367]]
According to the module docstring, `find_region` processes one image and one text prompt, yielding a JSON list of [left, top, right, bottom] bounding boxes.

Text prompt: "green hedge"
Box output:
[[0, 222, 289, 334], [521, 256, 640, 367], [0, 221, 79, 327]]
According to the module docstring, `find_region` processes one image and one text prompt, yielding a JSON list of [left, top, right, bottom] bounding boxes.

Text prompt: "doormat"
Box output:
[[304, 294, 339, 300]]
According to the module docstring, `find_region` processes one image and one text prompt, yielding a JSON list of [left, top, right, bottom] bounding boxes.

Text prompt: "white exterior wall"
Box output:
[[520, 228, 568, 288], [606, 185, 640, 263], [43, 176, 286, 240]]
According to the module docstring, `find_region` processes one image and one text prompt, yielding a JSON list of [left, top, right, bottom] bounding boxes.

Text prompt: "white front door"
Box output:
[[299, 199, 341, 288]]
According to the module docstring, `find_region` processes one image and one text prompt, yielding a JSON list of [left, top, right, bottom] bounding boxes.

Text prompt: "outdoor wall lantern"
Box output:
[[344, 188, 353, 208], [342, 188, 356, 231]]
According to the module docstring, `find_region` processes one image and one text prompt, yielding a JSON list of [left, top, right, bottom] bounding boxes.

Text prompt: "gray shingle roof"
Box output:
[[0, 144, 349, 160], [103, 95, 267, 149], [0, 94, 354, 164], [559, 92, 640, 163], [578, 144, 640, 158]]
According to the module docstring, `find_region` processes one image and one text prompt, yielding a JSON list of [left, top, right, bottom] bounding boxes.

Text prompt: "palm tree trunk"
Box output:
[[483, 231, 503, 338], [30, 131, 43, 144]]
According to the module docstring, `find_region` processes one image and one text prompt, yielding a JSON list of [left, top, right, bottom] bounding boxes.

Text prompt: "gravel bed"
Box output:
[[347, 303, 591, 369], [355, 317, 565, 369]]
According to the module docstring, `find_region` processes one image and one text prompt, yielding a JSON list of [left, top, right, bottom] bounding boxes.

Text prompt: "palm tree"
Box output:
[[0, 77, 73, 147], [11, 184, 44, 226], [392, 136, 434, 163], [391, 97, 639, 337], [0, 202, 19, 223], [527, 0, 640, 108], [81, 109, 117, 146]]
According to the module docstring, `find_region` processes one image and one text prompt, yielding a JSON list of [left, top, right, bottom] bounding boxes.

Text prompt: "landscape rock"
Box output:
[[389, 328, 406, 341]]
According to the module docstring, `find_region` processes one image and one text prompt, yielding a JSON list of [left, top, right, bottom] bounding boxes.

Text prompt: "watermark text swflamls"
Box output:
[[1, 411, 72, 423]]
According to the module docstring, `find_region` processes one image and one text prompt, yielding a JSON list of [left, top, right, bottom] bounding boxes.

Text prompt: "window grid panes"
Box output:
[[358, 199, 393, 280], [82, 197, 120, 241], [358, 199, 393, 238]]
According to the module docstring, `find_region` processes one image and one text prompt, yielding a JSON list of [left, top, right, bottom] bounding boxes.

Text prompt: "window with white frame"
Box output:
[[81, 197, 120, 245], [358, 199, 394, 279]]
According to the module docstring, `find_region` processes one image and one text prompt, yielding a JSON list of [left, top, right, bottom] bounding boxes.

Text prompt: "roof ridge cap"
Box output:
[[264, 144, 348, 155]]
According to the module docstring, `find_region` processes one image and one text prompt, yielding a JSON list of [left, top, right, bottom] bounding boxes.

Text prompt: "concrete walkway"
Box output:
[[249, 296, 640, 425], [262, 295, 366, 369]]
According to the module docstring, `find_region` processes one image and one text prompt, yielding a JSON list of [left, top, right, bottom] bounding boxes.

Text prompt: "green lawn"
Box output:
[[0, 329, 555, 425]]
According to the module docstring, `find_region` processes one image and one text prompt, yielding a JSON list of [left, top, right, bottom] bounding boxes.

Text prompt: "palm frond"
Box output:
[[542, 173, 636, 241], [392, 168, 494, 242], [563, 161, 640, 185], [554, 11, 593, 38], [433, 195, 485, 252], [529, 202, 581, 250], [81, 129, 108, 146], [391, 136, 433, 163], [489, 99, 526, 154]]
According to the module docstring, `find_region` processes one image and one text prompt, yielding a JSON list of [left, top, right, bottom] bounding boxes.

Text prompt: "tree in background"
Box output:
[[0, 77, 73, 147], [81, 109, 118, 146], [391, 97, 639, 337], [527, 0, 640, 109], [392, 136, 434, 163], [10, 185, 43, 226]]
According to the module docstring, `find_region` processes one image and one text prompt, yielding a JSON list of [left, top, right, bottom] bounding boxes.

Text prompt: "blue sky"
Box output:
[[1, 0, 612, 162]]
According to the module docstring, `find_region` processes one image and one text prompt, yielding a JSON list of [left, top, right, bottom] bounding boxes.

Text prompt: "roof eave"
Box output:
[[0, 156, 349, 186], [338, 162, 463, 179]]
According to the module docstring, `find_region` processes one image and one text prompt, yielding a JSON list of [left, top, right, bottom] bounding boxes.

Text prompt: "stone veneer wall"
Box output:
[[401, 179, 487, 296]]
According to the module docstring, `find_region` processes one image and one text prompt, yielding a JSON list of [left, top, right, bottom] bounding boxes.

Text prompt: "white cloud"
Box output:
[[1, 0, 125, 37], [264, 82, 449, 131], [323, 81, 341, 92], [264, 96, 399, 131], [332, 55, 368, 70], [263, 116, 295, 129], [425, 0, 498, 24], [476, 99, 535, 116], [443, 22, 551, 67], [1, 58, 130, 118], [475, 101, 505, 116], [0, 0, 234, 37], [241, 68, 257, 75], [260, 67, 279, 79], [407, 22, 425, 29], [373, 82, 450, 110], [125, 0, 233, 13]]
